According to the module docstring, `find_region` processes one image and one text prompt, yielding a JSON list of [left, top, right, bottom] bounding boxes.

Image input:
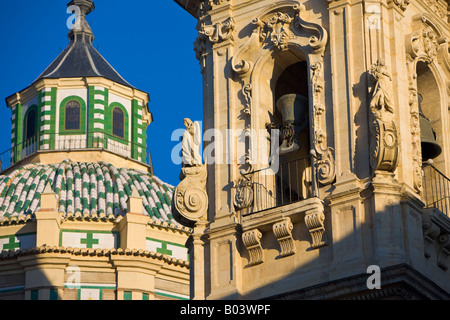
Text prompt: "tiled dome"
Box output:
[[0, 160, 181, 227]]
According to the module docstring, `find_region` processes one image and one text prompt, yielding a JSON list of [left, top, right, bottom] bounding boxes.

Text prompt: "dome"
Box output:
[[0, 160, 182, 227], [32, 0, 134, 88]]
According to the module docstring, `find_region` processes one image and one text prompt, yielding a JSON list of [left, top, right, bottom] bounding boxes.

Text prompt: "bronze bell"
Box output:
[[418, 94, 442, 161], [276, 94, 309, 154]]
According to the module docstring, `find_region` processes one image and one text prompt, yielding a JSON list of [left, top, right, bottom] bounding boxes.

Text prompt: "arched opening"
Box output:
[[65, 100, 81, 131], [273, 61, 311, 206], [112, 107, 125, 139], [25, 108, 37, 141], [250, 50, 312, 212], [417, 61, 449, 215]]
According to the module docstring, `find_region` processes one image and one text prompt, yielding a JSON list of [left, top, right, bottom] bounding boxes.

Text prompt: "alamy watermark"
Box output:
[[171, 123, 281, 174], [366, 265, 381, 290], [67, 5, 81, 30]]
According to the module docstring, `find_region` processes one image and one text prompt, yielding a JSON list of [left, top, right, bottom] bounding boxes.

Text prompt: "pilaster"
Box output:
[[118, 192, 149, 250], [35, 185, 61, 247]]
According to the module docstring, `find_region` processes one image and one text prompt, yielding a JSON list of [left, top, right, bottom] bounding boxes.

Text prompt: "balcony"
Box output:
[[422, 161, 450, 218], [236, 155, 317, 215], [0, 132, 153, 174]]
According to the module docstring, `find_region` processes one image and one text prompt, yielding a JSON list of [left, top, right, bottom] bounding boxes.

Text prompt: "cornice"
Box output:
[[0, 245, 190, 268]]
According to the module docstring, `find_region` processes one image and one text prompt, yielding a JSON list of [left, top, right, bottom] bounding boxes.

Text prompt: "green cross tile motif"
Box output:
[[3, 236, 20, 251], [80, 232, 99, 248], [156, 242, 173, 256]]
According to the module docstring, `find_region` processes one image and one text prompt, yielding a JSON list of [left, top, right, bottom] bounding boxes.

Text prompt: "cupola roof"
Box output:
[[0, 160, 186, 231], [33, 0, 134, 88]]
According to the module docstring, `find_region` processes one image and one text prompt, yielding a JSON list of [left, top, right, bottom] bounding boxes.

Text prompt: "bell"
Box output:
[[276, 94, 309, 154], [418, 94, 442, 161], [276, 94, 308, 127]]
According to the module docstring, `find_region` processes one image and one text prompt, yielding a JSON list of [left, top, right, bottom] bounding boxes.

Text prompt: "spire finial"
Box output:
[[67, 0, 95, 43]]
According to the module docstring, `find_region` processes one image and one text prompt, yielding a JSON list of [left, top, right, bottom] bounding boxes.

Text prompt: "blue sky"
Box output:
[[0, 1, 203, 186]]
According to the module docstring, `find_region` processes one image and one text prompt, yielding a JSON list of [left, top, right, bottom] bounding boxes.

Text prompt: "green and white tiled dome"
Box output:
[[0, 160, 181, 227]]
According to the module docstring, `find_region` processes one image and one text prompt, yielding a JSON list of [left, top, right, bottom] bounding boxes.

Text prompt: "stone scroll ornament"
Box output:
[[173, 119, 208, 228], [368, 59, 399, 173]]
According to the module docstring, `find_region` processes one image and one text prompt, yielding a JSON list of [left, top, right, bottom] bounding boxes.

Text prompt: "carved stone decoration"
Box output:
[[437, 234, 450, 270], [422, 0, 447, 19], [234, 177, 254, 210], [273, 218, 296, 257], [305, 207, 327, 249], [196, 0, 231, 18], [310, 60, 336, 185], [231, 3, 328, 78], [405, 17, 444, 191], [412, 27, 439, 64], [422, 213, 440, 258], [315, 147, 336, 185], [368, 59, 399, 173], [173, 165, 208, 228], [242, 229, 264, 266], [181, 118, 202, 167], [387, 0, 410, 11], [194, 17, 236, 68], [242, 83, 252, 116]]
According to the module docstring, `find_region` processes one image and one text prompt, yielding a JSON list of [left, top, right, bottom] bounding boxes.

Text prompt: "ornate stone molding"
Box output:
[[368, 59, 399, 173], [422, 0, 447, 19], [410, 26, 439, 64], [405, 15, 445, 191], [242, 228, 264, 266], [232, 3, 328, 77], [196, 0, 231, 18], [387, 0, 411, 11], [273, 218, 296, 257], [194, 17, 235, 67]]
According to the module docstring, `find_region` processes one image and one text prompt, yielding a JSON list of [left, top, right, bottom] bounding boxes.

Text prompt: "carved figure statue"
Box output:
[[369, 59, 394, 117], [181, 118, 202, 167]]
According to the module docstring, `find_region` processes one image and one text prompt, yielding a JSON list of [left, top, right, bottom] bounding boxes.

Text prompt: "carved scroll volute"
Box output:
[[173, 165, 209, 227], [310, 56, 336, 186], [242, 229, 264, 266], [273, 218, 296, 257]]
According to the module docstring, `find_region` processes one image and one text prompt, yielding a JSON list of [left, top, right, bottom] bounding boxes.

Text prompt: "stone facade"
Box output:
[[173, 0, 450, 299]]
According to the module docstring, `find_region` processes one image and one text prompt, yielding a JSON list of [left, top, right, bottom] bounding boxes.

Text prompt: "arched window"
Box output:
[[65, 100, 81, 130], [25, 108, 36, 141], [112, 107, 125, 139]]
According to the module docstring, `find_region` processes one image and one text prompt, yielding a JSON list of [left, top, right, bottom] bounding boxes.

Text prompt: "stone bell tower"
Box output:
[[173, 0, 450, 299]]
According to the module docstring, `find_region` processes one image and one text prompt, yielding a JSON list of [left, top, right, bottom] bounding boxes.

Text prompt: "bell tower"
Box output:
[[173, 0, 450, 299]]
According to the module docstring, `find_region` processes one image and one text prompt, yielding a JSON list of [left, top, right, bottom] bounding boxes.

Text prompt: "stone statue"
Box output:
[[173, 118, 208, 227], [181, 118, 202, 167], [369, 59, 394, 117]]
